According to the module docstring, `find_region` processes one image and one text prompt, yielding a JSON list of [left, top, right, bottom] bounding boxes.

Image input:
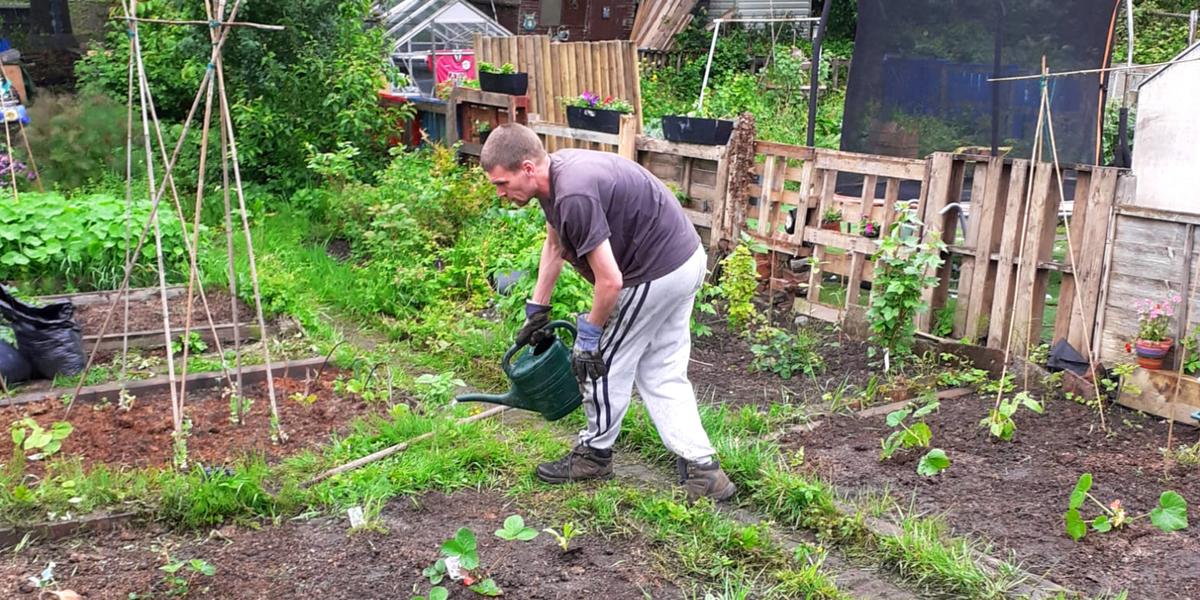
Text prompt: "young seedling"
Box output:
[[879, 395, 939, 461], [1063, 473, 1189, 541], [10, 418, 73, 476], [543, 522, 582, 553], [979, 391, 1043, 441], [916, 448, 951, 476], [495, 514, 539, 541], [159, 557, 216, 596], [416, 527, 502, 598]]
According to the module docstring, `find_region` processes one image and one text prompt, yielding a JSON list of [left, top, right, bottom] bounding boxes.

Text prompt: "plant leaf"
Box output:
[[911, 400, 940, 419], [429, 586, 449, 600], [459, 549, 479, 571], [906, 422, 932, 448], [1065, 508, 1087, 541], [1069, 474, 1092, 510], [469, 578, 503, 596], [1019, 393, 1044, 414], [1149, 491, 1189, 532], [886, 408, 912, 427], [515, 527, 538, 541], [917, 448, 950, 476], [1091, 515, 1112, 532]]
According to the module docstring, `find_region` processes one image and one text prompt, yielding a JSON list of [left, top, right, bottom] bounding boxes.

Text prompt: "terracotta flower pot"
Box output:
[[1134, 338, 1173, 370], [821, 221, 841, 231]]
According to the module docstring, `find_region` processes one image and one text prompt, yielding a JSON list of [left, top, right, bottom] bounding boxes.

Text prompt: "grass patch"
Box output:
[[877, 514, 1026, 599]]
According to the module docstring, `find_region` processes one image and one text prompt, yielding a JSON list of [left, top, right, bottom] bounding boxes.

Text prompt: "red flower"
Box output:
[[604, 95, 613, 104], [1125, 342, 1132, 353]]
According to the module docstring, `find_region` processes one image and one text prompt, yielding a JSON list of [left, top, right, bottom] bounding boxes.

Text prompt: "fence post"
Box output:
[[617, 115, 636, 161]]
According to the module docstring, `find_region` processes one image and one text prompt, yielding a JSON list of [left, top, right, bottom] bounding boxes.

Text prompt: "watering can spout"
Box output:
[[453, 320, 582, 421], [455, 390, 517, 406]]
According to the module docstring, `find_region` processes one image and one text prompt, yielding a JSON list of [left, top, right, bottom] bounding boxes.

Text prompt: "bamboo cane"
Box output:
[[63, 0, 245, 417], [302, 406, 512, 488], [112, 16, 284, 31], [3, 118, 19, 202], [16, 123, 42, 192], [121, 35, 135, 390]]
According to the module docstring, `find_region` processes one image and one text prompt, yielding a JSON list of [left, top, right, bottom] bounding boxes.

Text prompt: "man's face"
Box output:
[[486, 161, 538, 207]]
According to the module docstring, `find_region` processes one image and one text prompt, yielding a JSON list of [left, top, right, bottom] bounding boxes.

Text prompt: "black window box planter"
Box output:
[[478, 72, 529, 95], [661, 115, 734, 145], [566, 106, 625, 134]]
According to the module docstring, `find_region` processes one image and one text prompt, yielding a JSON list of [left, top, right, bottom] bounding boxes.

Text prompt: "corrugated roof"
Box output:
[[706, 0, 812, 19]]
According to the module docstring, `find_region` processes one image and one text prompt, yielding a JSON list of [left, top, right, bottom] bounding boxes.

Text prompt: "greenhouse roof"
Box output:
[[380, 0, 510, 55]]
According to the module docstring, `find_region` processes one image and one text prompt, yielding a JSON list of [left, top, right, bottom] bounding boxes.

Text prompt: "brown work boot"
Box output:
[[536, 445, 614, 484], [677, 457, 737, 502]]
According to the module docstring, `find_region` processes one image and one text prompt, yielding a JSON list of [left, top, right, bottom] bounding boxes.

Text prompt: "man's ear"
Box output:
[[521, 159, 537, 175]]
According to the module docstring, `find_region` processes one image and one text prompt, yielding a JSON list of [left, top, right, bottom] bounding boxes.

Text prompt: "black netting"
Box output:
[[842, 0, 1119, 165]]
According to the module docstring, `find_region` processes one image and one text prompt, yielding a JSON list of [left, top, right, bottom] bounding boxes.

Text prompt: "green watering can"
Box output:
[[455, 320, 583, 421]]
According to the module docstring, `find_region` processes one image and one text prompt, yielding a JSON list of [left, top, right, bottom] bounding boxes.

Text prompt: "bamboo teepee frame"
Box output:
[[62, 0, 289, 464]]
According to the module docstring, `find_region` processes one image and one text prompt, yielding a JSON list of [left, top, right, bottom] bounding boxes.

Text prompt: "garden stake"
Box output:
[[1166, 342, 1188, 464], [2, 114, 18, 202], [992, 60, 1047, 421], [1041, 83, 1107, 417], [129, 0, 184, 440], [215, 41, 286, 442], [120, 39, 135, 391], [64, 0, 249, 417], [218, 70, 244, 416], [301, 405, 512, 487]]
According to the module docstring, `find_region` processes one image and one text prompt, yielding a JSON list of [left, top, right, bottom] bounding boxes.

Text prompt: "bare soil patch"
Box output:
[[788, 392, 1200, 598], [0, 489, 683, 599]]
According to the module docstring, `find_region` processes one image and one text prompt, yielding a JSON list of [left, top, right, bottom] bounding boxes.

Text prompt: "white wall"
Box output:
[[1131, 43, 1200, 215]]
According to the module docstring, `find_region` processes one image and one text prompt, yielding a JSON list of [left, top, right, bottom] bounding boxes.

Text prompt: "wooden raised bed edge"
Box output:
[[83, 322, 261, 353], [0, 510, 146, 550], [0, 356, 330, 408]]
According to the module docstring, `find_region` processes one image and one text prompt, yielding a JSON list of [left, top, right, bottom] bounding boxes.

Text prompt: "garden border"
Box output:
[[0, 356, 329, 408]]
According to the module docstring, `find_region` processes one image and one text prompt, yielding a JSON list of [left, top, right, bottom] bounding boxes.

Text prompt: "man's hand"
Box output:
[[572, 314, 607, 383], [516, 301, 552, 347]]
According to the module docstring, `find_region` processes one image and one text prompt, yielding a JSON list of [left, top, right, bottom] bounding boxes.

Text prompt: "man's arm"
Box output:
[[531, 224, 565, 305], [585, 239, 623, 328]]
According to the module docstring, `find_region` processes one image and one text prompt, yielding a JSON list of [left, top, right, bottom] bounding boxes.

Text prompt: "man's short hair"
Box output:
[[480, 123, 547, 172]]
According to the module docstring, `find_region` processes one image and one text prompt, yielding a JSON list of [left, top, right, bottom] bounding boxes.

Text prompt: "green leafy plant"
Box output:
[[749, 326, 824, 379], [415, 372, 466, 406], [1063, 473, 1189, 542], [1181, 329, 1200, 375], [478, 62, 517, 75], [691, 282, 719, 338], [821, 208, 842, 226], [866, 204, 945, 369], [172, 418, 192, 470], [543, 521, 582, 553], [10, 419, 73, 477], [719, 240, 760, 332], [880, 393, 939, 461], [917, 448, 951, 477], [473, 120, 492, 135], [304, 141, 362, 190], [418, 527, 502, 597], [159, 557, 215, 597], [1100, 362, 1140, 398], [980, 391, 1044, 441], [171, 332, 208, 356], [495, 514, 539, 541]]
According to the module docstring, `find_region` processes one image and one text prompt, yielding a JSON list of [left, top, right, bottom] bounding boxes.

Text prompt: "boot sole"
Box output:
[[535, 469, 614, 485]]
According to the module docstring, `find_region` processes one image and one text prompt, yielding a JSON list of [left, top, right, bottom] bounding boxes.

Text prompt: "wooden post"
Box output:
[[617, 114, 637, 161]]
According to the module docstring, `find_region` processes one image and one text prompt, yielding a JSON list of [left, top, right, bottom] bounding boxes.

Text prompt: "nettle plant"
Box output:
[[1063, 473, 1188, 541], [865, 204, 945, 370], [719, 234, 765, 333], [879, 393, 950, 476]]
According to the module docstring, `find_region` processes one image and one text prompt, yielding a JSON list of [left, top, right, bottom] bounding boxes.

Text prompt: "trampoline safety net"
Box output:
[[842, 0, 1120, 165]]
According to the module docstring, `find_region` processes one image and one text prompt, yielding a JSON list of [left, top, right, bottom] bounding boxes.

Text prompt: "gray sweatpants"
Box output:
[[579, 245, 716, 462]]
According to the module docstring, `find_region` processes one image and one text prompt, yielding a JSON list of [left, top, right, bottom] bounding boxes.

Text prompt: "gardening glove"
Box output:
[[571, 314, 607, 383], [515, 301, 552, 347]]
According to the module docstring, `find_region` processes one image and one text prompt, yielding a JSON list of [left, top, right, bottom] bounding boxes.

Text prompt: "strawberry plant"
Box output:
[[416, 527, 502, 599], [879, 394, 938, 460], [494, 514, 539, 541], [979, 391, 1043, 441], [1063, 473, 1189, 541]]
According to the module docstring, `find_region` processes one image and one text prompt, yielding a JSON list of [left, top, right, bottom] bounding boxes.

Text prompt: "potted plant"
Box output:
[[1132, 292, 1182, 370], [474, 120, 493, 144], [820, 208, 842, 231], [861, 219, 881, 238], [661, 110, 735, 146], [478, 62, 528, 95], [563, 92, 633, 134]]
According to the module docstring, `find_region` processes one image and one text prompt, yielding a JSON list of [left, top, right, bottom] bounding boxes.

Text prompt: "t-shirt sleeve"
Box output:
[[557, 193, 611, 258]]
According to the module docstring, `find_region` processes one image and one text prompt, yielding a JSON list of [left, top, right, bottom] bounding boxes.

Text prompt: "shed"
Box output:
[[380, 0, 511, 96], [706, 0, 812, 21], [1131, 42, 1200, 215]]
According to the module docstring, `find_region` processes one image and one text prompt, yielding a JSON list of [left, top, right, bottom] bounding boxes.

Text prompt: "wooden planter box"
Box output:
[[478, 72, 528, 95], [566, 106, 623, 134], [661, 116, 734, 145]]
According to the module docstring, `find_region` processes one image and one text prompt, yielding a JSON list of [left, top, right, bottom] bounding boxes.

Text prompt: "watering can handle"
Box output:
[[502, 320, 576, 377]]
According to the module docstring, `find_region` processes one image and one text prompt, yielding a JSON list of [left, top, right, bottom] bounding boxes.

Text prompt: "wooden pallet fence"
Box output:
[[1097, 204, 1200, 368], [920, 154, 1123, 358], [473, 35, 642, 152], [635, 136, 729, 250]]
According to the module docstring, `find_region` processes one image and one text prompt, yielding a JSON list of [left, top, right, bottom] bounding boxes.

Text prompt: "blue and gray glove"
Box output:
[[572, 314, 607, 383], [515, 301, 552, 347]]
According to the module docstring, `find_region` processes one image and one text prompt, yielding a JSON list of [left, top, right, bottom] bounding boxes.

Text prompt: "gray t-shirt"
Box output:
[[539, 149, 700, 287]]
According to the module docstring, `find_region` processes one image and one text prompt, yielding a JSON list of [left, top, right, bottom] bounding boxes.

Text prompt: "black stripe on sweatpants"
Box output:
[[585, 284, 639, 445], [597, 281, 651, 437]]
